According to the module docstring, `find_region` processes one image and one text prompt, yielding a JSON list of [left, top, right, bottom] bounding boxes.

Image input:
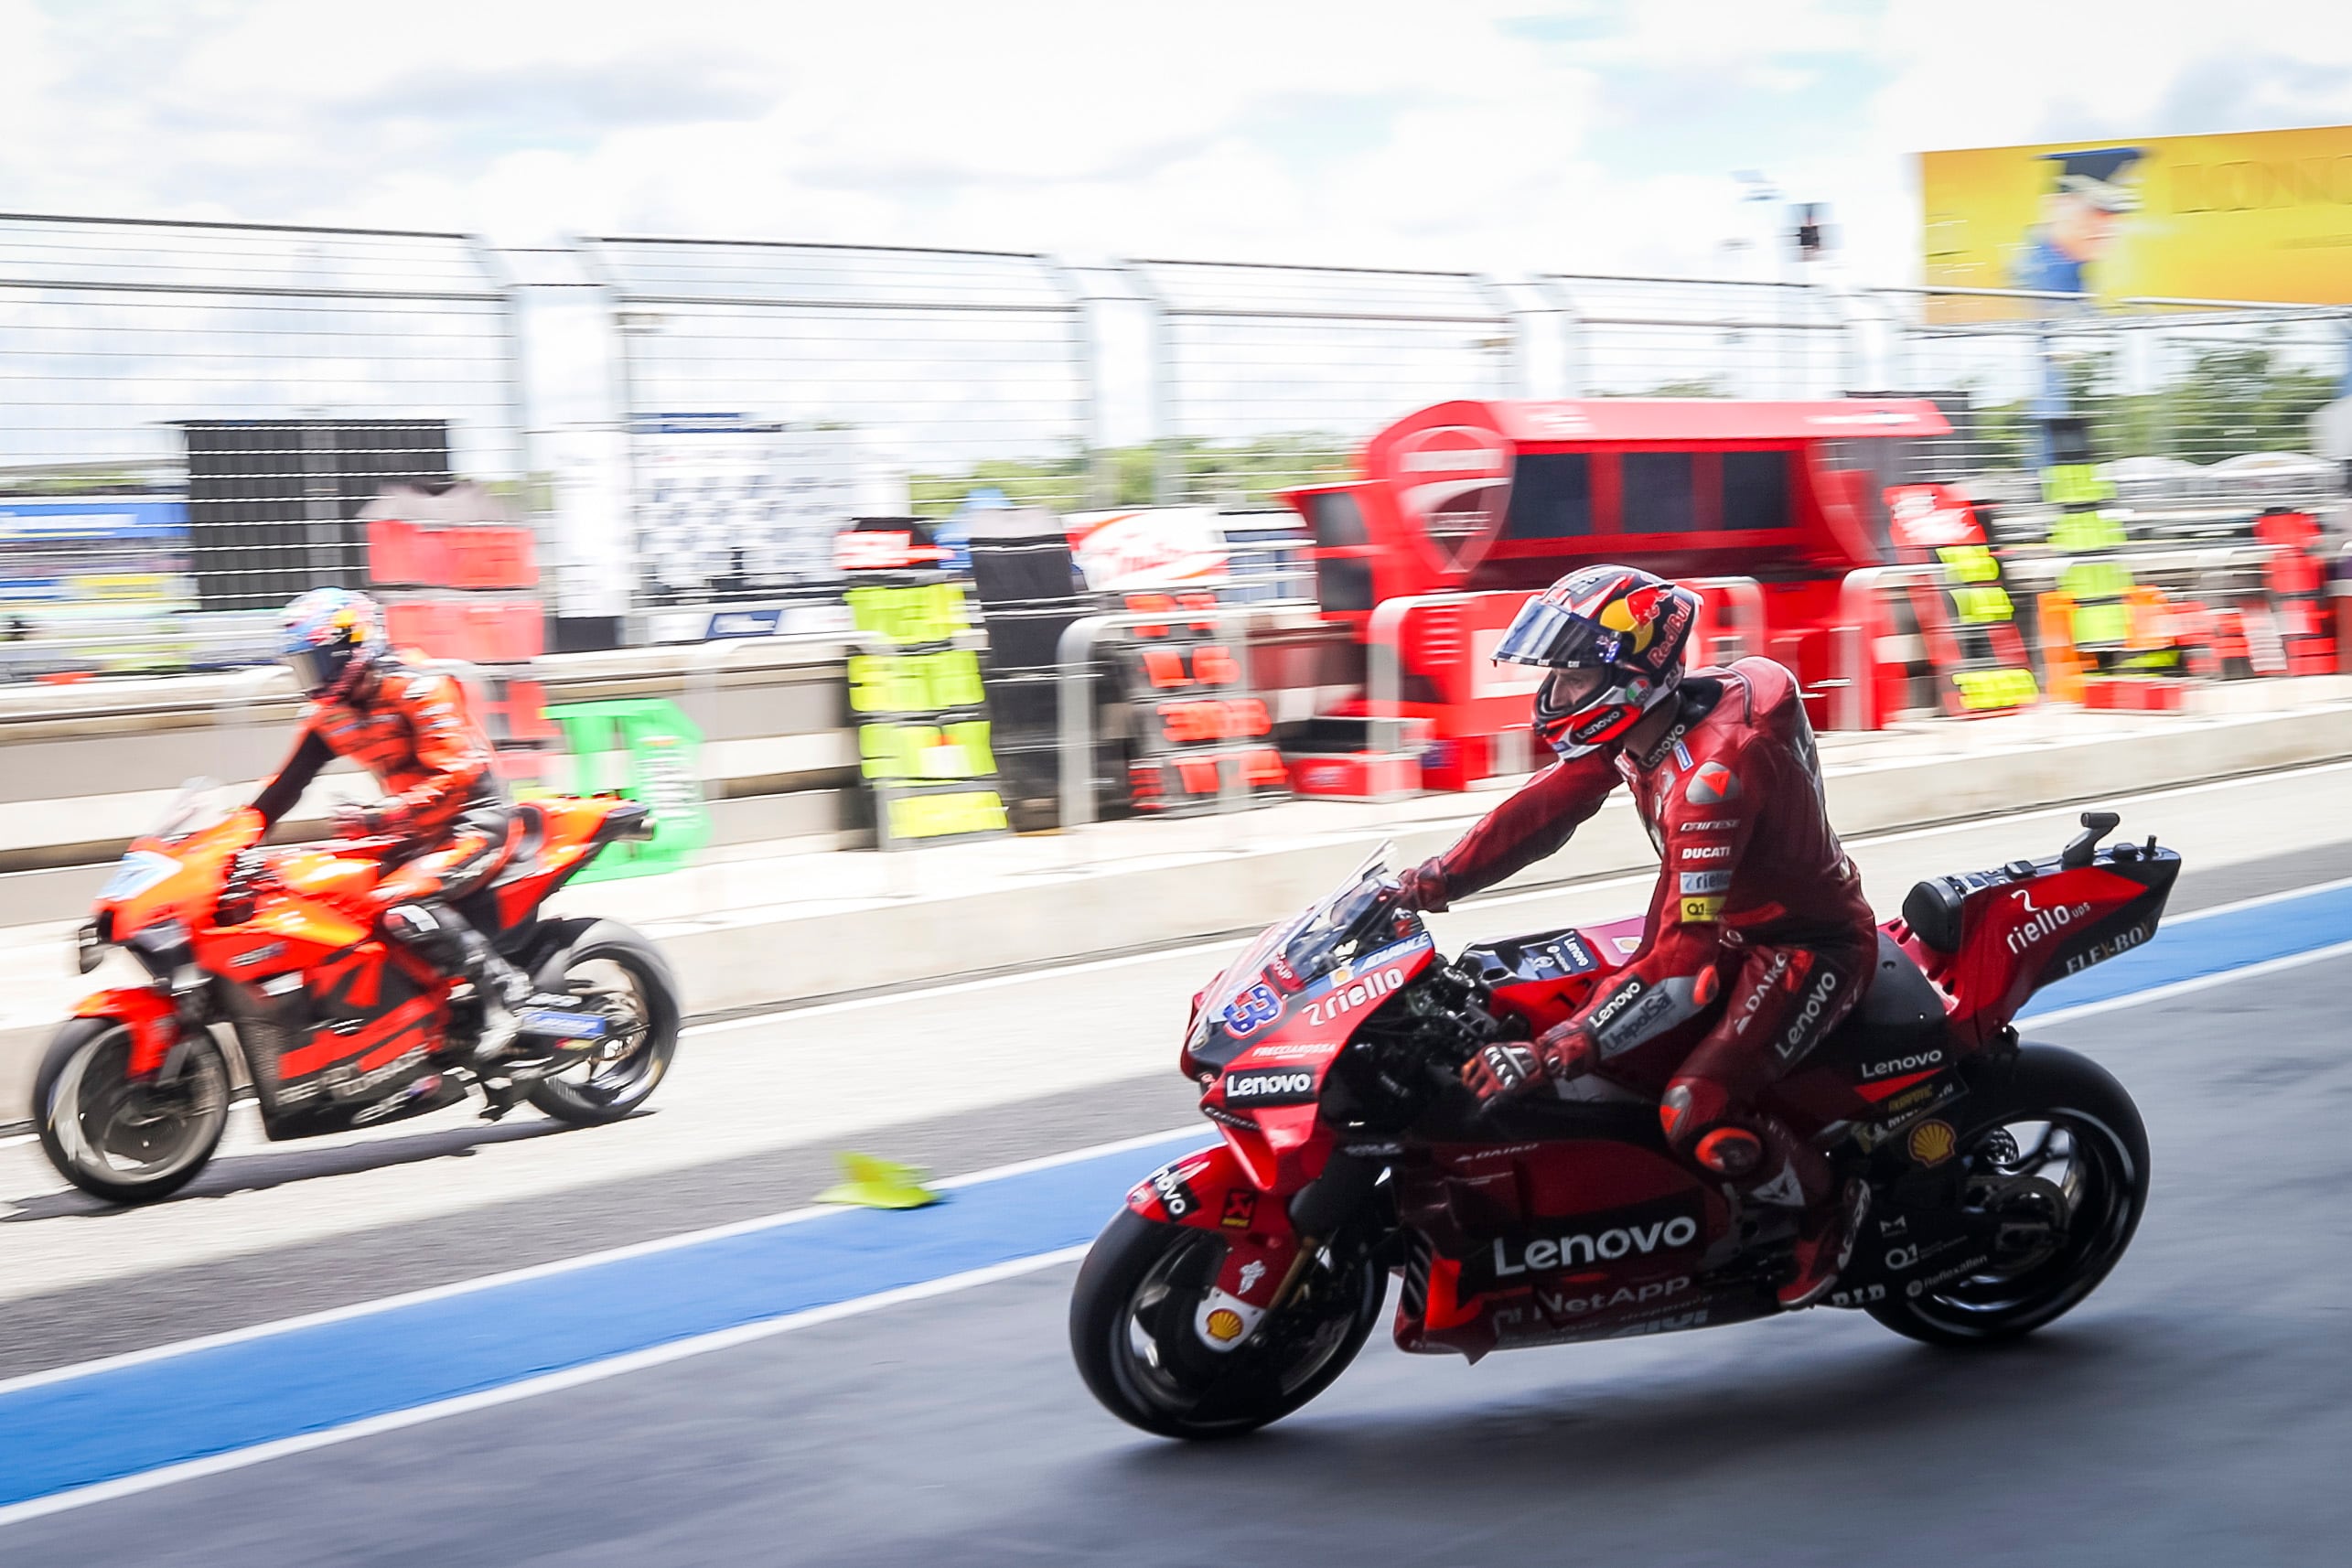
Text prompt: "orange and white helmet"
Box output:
[[1493, 564, 1699, 757]]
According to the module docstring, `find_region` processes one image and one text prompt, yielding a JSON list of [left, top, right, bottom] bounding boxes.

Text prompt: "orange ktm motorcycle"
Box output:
[[34, 783, 682, 1203]]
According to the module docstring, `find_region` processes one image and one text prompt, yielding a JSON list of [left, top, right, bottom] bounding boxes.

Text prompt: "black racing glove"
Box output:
[[1393, 858, 1452, 914], [1462, 1040, 1545, 1104]]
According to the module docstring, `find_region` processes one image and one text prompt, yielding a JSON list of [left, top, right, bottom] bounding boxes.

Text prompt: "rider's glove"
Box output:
[[1462, 1040, 1545, 1104], [1393, 858, 1452, 914], [1535, 1020, 1600, 1080]]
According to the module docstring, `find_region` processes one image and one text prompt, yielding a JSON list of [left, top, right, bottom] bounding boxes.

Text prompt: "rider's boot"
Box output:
[[1688, 1110, 1853, 1309], [1781, 1177, 1870, 1310], [383, 902, 532, 1065]]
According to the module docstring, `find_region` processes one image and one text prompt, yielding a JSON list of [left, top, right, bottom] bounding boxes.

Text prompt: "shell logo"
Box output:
[[1205, 1307, 1246, 1342], [1907, 1120, 1958, 1166]]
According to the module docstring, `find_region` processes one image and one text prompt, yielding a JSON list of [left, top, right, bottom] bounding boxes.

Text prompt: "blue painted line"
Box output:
[[0, 1131, 1203, 1510], [2, 878, 2347, 1512]]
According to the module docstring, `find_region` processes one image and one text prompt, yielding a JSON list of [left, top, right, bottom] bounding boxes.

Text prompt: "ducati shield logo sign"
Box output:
[[1222, 1068, 1318, 1106]]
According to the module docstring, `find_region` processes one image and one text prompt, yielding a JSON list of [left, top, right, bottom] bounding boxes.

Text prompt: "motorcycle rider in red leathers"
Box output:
[[1394, 565, 1876, 1307], [252, 588, 536, 1073]]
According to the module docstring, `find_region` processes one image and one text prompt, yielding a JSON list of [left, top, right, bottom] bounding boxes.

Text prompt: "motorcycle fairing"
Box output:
[[70, 987, 181, 1078], [1124, 1142, 1307, 1336], [1389, 1138, 1751, 1360], [1914, 845, 2179, 1045], [1205, 933, 1437, 1165]]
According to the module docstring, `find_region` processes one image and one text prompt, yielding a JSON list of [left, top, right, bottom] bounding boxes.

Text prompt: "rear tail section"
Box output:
[[1896, 811, 2180, 1044]]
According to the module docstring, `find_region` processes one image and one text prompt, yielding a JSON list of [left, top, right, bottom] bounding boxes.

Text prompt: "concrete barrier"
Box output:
[[8, 688, 2347, 1131]]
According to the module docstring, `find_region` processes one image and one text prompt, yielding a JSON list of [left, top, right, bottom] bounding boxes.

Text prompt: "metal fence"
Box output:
[[1127, 260, 1517, 508], [580, 237, 1090, 608], [2, 209, 2347, 675], [1544, 273, 1851, 399], [0, 213, 522, 665]]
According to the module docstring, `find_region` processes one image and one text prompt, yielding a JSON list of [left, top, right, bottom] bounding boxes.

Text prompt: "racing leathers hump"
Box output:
[[251, 653, 503, 838], [1434, 657, 1875, 1082]]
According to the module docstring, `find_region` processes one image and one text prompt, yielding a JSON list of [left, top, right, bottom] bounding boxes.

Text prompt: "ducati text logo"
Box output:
[[1223, 1068, 1317, 1106], [1860, 1049, 1943, 1080], [1488, 1212, 1701, 1276], [2006, 891, 2091, 953], [1681, 844, 1731, 861]]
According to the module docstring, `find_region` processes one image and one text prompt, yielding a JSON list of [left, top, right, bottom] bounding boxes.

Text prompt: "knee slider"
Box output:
[[1693, 1125, 1764, 1177], [1659, 1077, 1740, 1159]]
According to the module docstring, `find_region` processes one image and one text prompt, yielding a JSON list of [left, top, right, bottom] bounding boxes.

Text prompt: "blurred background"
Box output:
[[5, 7, 2352, 1560]]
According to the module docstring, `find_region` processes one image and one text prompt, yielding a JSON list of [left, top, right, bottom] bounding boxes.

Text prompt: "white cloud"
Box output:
[[0, 0, 2347, 285]]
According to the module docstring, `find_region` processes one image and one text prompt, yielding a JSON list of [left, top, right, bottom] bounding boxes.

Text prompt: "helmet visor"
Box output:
[[284, 645, 342, 697], [1492, 599, 1620, 669]]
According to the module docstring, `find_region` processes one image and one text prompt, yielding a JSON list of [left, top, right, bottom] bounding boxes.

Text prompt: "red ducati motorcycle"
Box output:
[[34, 783, 682, 1204], [1072, 810, 2171, 1437]]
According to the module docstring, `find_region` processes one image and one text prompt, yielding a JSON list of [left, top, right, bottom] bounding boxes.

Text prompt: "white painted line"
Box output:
[[7, 931, 2348, 1527], [2028, 938, 2352, 1028], [2165, 875, 2352, 926], [0, 1133, 36, 1151], [0, 1243, 1090, 1533], [0, 1122, 1197, 1403]]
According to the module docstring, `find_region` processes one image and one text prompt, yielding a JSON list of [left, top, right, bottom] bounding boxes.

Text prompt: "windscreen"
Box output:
[[1187, 846, 1415, 1059]]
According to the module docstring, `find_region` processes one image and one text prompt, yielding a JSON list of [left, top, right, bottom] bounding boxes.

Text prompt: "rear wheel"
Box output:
[[1069, 1208, 1385, 1440], [34, 1018, 230, 1204], [1867, 1044, 2148, 1346], [523, 923, 680, 1126]]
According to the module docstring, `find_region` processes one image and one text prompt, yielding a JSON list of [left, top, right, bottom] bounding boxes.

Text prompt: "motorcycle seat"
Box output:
[[1820, 932, 1946, 1055], [1901, 876, 1967, 954]]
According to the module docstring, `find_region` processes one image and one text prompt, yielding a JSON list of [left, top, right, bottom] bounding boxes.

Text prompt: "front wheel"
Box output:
[[1069, 1208, 1386, 1440], [1867, 1043, 2149, 1347], [522, 920, 681, 1126], [34, 1017, 230, 1204]]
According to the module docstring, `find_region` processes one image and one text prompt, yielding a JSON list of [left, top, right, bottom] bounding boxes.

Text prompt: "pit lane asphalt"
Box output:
[[6, 933, 2348, 1564]]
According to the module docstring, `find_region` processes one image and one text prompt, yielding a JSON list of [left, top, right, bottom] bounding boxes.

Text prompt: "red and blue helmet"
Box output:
[[280, 587, 383, 699], [1494, 565, 1699, 757]]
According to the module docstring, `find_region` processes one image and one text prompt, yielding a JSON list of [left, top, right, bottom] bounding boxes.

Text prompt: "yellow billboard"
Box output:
[[1920, 124, 2352, 306]]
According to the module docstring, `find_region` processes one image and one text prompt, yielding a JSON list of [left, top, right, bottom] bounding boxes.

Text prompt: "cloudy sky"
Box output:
[[2, 0, 2347, 285]]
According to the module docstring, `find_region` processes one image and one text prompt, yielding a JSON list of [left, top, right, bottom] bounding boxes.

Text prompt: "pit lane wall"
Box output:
[[4, 687, 2349, 1124]]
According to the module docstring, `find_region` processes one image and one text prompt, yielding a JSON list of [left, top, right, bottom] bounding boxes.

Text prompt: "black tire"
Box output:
[[1867, 1043, 2148, 1347], [521, 920, 681, 1126], [1069, 1207, 1385, 1440], [34, 1017, 230, 1205]]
